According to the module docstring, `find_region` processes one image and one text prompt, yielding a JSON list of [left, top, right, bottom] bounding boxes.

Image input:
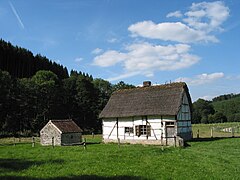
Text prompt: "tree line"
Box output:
[[0, 69, 134, 137], [0, 39, 68, 79], [192, 94, 240, 124]]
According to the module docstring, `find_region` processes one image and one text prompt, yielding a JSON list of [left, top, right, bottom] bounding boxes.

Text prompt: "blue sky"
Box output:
[[1, 0, 240, 101]]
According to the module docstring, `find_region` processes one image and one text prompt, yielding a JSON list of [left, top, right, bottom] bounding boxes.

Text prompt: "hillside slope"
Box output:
[[212, 96, 240, 122]]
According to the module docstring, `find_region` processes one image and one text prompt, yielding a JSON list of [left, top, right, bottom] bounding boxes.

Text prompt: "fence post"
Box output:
[[32, 137, 35, 147], [197, 129, 199, 139], [174, 136, 176, 147], [13, 137, 16, 146], [118, 138, 120, 148], [83, 138, 86, 150], [161, 132, 163, 145], [52, 137, 54, 148], [232, 127, 234, 137], [211, 128, 213, 138]]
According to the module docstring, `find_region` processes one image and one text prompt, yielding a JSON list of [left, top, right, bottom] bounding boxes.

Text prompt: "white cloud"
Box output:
[[175, 72, 225, 86], [199, 95, 215, 101], [92, 48, 103, 54], [107, 71, 141, 82], [9, 1, 25, 29], [92, 1, 230, 82], [93, 50, 127, 67], [128, 21, 218, 43], [107, 38, 117, 43], [93, 43, 200, 81], [166, 11, 182, 18], [128, 1, 229, 43], [184, 1, 230, 32], [75, 57, 83, 62]]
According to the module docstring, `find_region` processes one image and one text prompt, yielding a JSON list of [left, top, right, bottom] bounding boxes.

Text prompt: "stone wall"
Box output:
[[103, 136, 185, 147], [40, 123, 61, 146], [61, 133, 82, 145]]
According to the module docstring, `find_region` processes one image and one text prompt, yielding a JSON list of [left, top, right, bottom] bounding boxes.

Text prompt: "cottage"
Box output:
[[100, 82, 193, 146], [40, 119, 83, 146]]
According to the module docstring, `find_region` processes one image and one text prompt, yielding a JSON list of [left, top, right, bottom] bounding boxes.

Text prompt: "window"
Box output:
[[166, 122, 175, 126], [125, 127, 133, 134], [135, 125, 151, 137]]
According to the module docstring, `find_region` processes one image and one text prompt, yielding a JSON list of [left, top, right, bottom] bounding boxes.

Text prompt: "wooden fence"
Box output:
[[193, 125, 240, 139]]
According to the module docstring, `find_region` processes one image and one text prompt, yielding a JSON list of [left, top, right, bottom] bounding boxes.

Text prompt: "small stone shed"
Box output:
[[40, 119, 83, 146]]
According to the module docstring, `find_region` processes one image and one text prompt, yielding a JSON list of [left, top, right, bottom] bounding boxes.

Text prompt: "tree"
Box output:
[[208, 112, 227, 123], [192, 99, 215, 124], [93, 78, 113, 111], [112, 81, 135, 91], [75, 76, 99, 129], [0, 70, 13, 132], [31, 70, 60, 131]]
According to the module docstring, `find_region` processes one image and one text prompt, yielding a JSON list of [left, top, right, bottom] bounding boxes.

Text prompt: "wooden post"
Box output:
[[32, 137, 35, 147], [197, 129, 199, 139], [116, 118, 119, 140], [52, 137, 54, 148], [13, 137, 16, 146], [92, 132, 94, 138], [174, 136, 176, 147], [161, 132, 163, 145], [146, 116, 148, 140], [83, 138, 86, 150], [118, 138, 120, 148], [211, 128, 213, 138], [232, 127, 234, 137]]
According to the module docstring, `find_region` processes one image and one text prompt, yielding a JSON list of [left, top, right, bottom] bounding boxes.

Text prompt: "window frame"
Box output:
[[135, 125, 151, 137], [125, 127, 134, 135]]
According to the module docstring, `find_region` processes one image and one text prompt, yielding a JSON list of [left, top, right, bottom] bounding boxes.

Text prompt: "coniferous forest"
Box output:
[[0, 39, 135, 136]]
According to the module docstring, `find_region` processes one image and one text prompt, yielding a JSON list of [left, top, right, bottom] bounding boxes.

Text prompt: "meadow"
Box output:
[[0, 123, 240, 180]]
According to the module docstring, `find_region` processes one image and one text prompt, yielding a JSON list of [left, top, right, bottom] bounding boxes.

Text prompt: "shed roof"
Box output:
[[99, 82, 192, 118], [50, 119, 82, 133]]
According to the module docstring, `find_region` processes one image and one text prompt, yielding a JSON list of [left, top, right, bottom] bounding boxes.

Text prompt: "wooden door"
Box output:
[[166, 126, 175, 138]]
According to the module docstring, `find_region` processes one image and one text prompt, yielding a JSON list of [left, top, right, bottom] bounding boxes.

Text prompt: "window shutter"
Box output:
[[147, 125, 151, 136], [135, 125, 140, 136]]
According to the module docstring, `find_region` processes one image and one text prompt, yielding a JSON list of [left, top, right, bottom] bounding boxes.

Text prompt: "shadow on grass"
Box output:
[[0, 158, 64, 172], [185, 136, 240, 147], [0, 175, 145, 180], [188, 136, 240, 142], [86, 142, 101, 145]]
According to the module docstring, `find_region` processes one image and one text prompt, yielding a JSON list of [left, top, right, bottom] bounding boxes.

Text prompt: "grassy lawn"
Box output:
[[0, 125, 240, 179]]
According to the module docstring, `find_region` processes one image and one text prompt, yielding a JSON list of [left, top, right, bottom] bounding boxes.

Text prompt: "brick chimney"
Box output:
[[143, 81, 151, 87]]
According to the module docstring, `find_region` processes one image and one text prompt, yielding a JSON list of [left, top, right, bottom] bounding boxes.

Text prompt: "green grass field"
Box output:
[[1, 124, 240, 179]]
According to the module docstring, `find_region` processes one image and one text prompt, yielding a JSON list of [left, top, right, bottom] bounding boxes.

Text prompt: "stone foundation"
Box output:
[[104, 136, 185, 147]]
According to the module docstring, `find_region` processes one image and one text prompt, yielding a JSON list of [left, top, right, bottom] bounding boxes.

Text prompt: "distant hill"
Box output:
[[212, 95, 240, 122], [0, 39, 68, 79]]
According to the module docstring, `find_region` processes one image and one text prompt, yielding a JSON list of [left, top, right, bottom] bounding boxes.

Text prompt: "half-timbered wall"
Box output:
[[177, 92, 192, 139], [102, 115, 179, 142]]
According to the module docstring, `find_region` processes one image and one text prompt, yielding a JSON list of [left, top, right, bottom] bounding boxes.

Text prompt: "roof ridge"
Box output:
[[51, 119, 72, 122], [114, 82, 186, 94]]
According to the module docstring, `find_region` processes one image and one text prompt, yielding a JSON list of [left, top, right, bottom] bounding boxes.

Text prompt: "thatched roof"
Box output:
[[99, 82, 192, 118], [51, 119, 82, 133]]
